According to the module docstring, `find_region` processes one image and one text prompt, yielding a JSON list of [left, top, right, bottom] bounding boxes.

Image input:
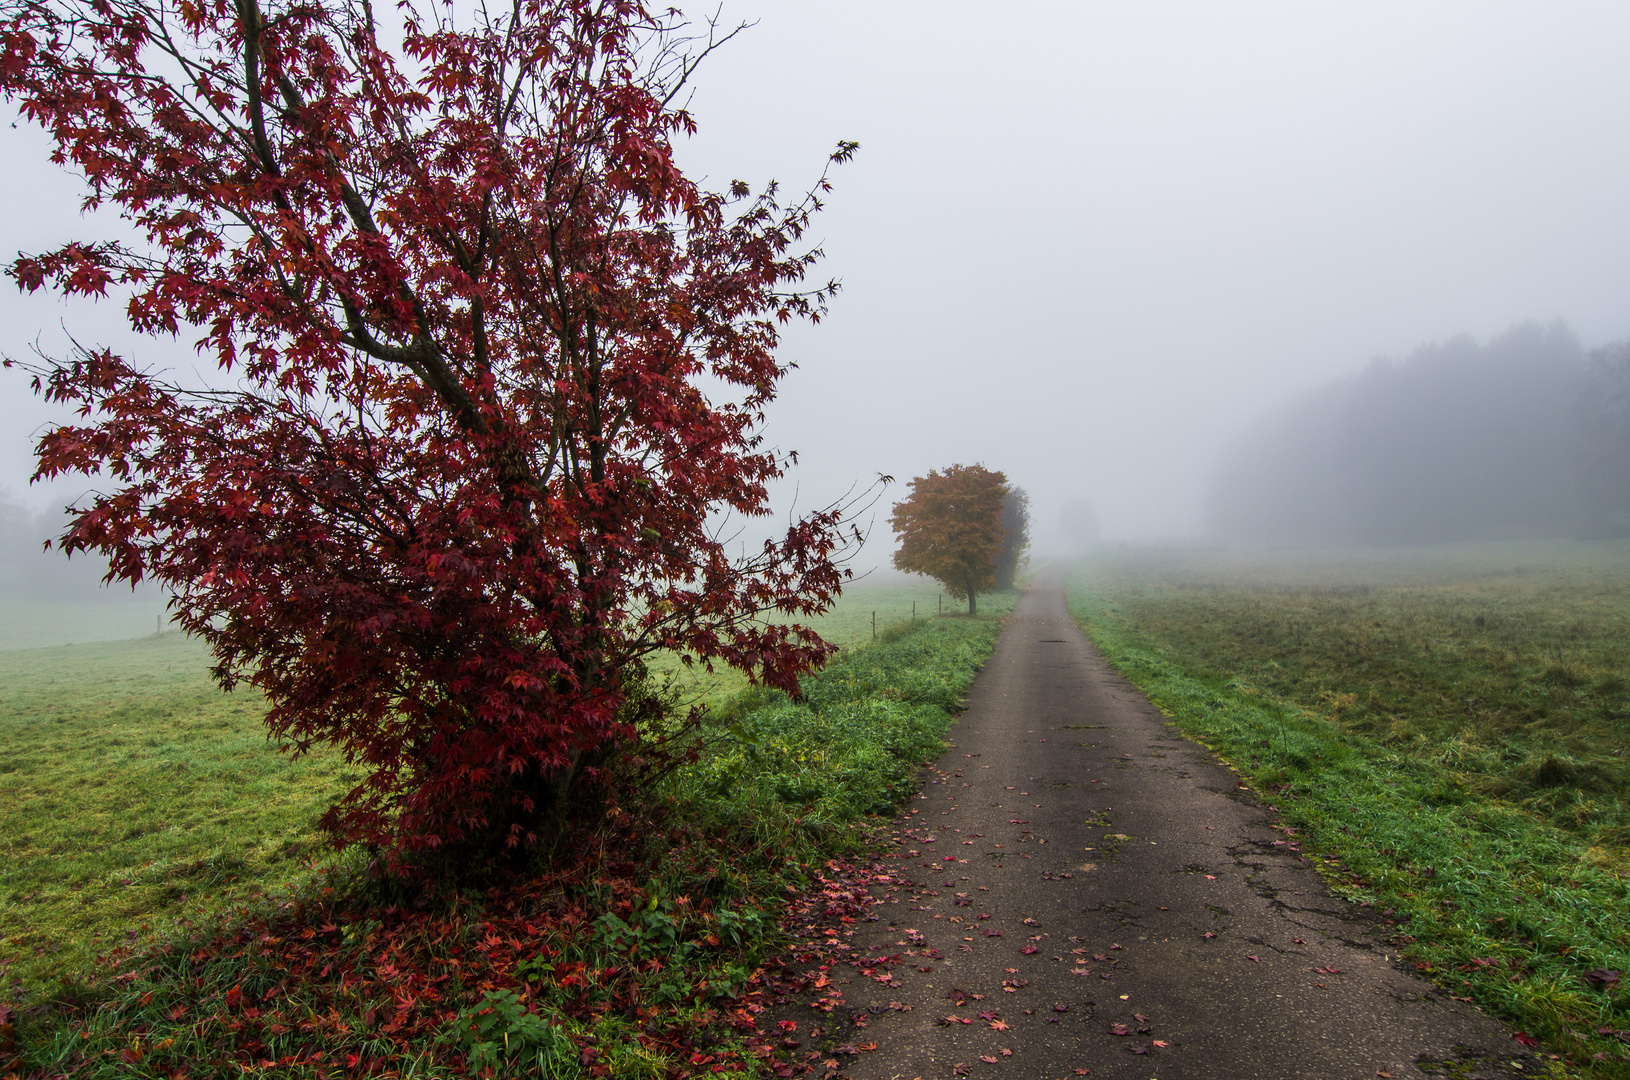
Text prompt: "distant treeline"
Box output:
[[1207, 322, 1630, 545]]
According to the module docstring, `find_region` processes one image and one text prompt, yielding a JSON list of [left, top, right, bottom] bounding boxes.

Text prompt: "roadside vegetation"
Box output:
[[1069, 543, 1630, 1077], [0, 588, 1011, 1077]]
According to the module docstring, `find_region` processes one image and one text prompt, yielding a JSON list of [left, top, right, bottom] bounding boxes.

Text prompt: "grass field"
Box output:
[[0, 633, 356, 999], [0, 576, 1000, 1007], [1069, 543, 1630, 1077], [645, 580, 979, 711], [2, 581, 1014, 1077]]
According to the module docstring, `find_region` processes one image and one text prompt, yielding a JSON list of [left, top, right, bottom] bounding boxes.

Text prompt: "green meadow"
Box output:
[[0, 579, 994, 1006], [1069, 542, 1630, 1077]]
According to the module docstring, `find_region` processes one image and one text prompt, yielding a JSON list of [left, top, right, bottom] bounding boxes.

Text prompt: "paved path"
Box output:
[[812, 570, 1531, 1080]]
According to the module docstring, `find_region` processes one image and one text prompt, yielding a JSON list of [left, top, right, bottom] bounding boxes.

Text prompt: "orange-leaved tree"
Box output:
[[890, 464, 1009, 615]]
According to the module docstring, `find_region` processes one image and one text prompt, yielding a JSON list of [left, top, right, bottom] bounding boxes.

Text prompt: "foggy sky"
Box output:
[[5, 1, 1630, 564]]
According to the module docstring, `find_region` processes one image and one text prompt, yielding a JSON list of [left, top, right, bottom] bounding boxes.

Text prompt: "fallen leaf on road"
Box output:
[[1313, 966, 1343, 975], [1203, 932, 1216, 940], [990, 1019, 1009, 1031], [1292, 938, 1306, 944], [1377, 1072, 1395, 1078], [1109, 1023, 1131, 1036], [980, 1056, 998, 1064], [1205, 874, 1217, 880], [1072, 1070, 1091, 1076], [1153, 1040, 1170, 1048], [1129, 1044, 1150, 1054], [1000, 1048, 1012, 1057], [1021, 945, 1039, 955], [1133, 1013, 1150, 1022], [1022, 917, 1041, 927], [1246, 955, 1260, 963]]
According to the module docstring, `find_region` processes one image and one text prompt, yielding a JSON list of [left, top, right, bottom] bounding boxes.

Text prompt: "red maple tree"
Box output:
[[0, 0, 863, 865]]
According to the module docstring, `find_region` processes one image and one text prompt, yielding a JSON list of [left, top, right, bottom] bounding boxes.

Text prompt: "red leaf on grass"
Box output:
[[1512, 1032, 1541, 1047], [1586, 969, 1622, 987]]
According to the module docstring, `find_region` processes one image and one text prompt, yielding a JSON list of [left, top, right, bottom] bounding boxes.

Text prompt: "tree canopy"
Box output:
[[0, 0, 862, 868], [890, 464, 1008, 615], [994, 485, 1031, 590]]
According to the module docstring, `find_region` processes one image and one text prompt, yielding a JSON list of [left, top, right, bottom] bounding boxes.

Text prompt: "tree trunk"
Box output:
[[967, 577, 977, 616]]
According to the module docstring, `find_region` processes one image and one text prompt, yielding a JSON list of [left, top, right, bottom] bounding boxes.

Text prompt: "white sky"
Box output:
[[4, 1, 1630, 553]]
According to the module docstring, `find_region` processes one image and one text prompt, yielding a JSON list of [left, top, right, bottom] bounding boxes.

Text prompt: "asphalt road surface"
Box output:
[[820, 569, 1533, 1080]]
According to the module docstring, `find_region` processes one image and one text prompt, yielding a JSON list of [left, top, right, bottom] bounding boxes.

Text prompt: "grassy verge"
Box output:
[[1067, 549, 1630, 1078], [2, 591, 1012, 1077]]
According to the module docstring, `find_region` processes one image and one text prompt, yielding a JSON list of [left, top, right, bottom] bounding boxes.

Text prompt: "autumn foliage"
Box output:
[[890, 464, 1010, 615], [0, 0, 862, 865]]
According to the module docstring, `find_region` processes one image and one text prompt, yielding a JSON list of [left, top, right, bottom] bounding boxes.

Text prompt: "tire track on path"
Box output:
[[798, 567, 1531, 1080]]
